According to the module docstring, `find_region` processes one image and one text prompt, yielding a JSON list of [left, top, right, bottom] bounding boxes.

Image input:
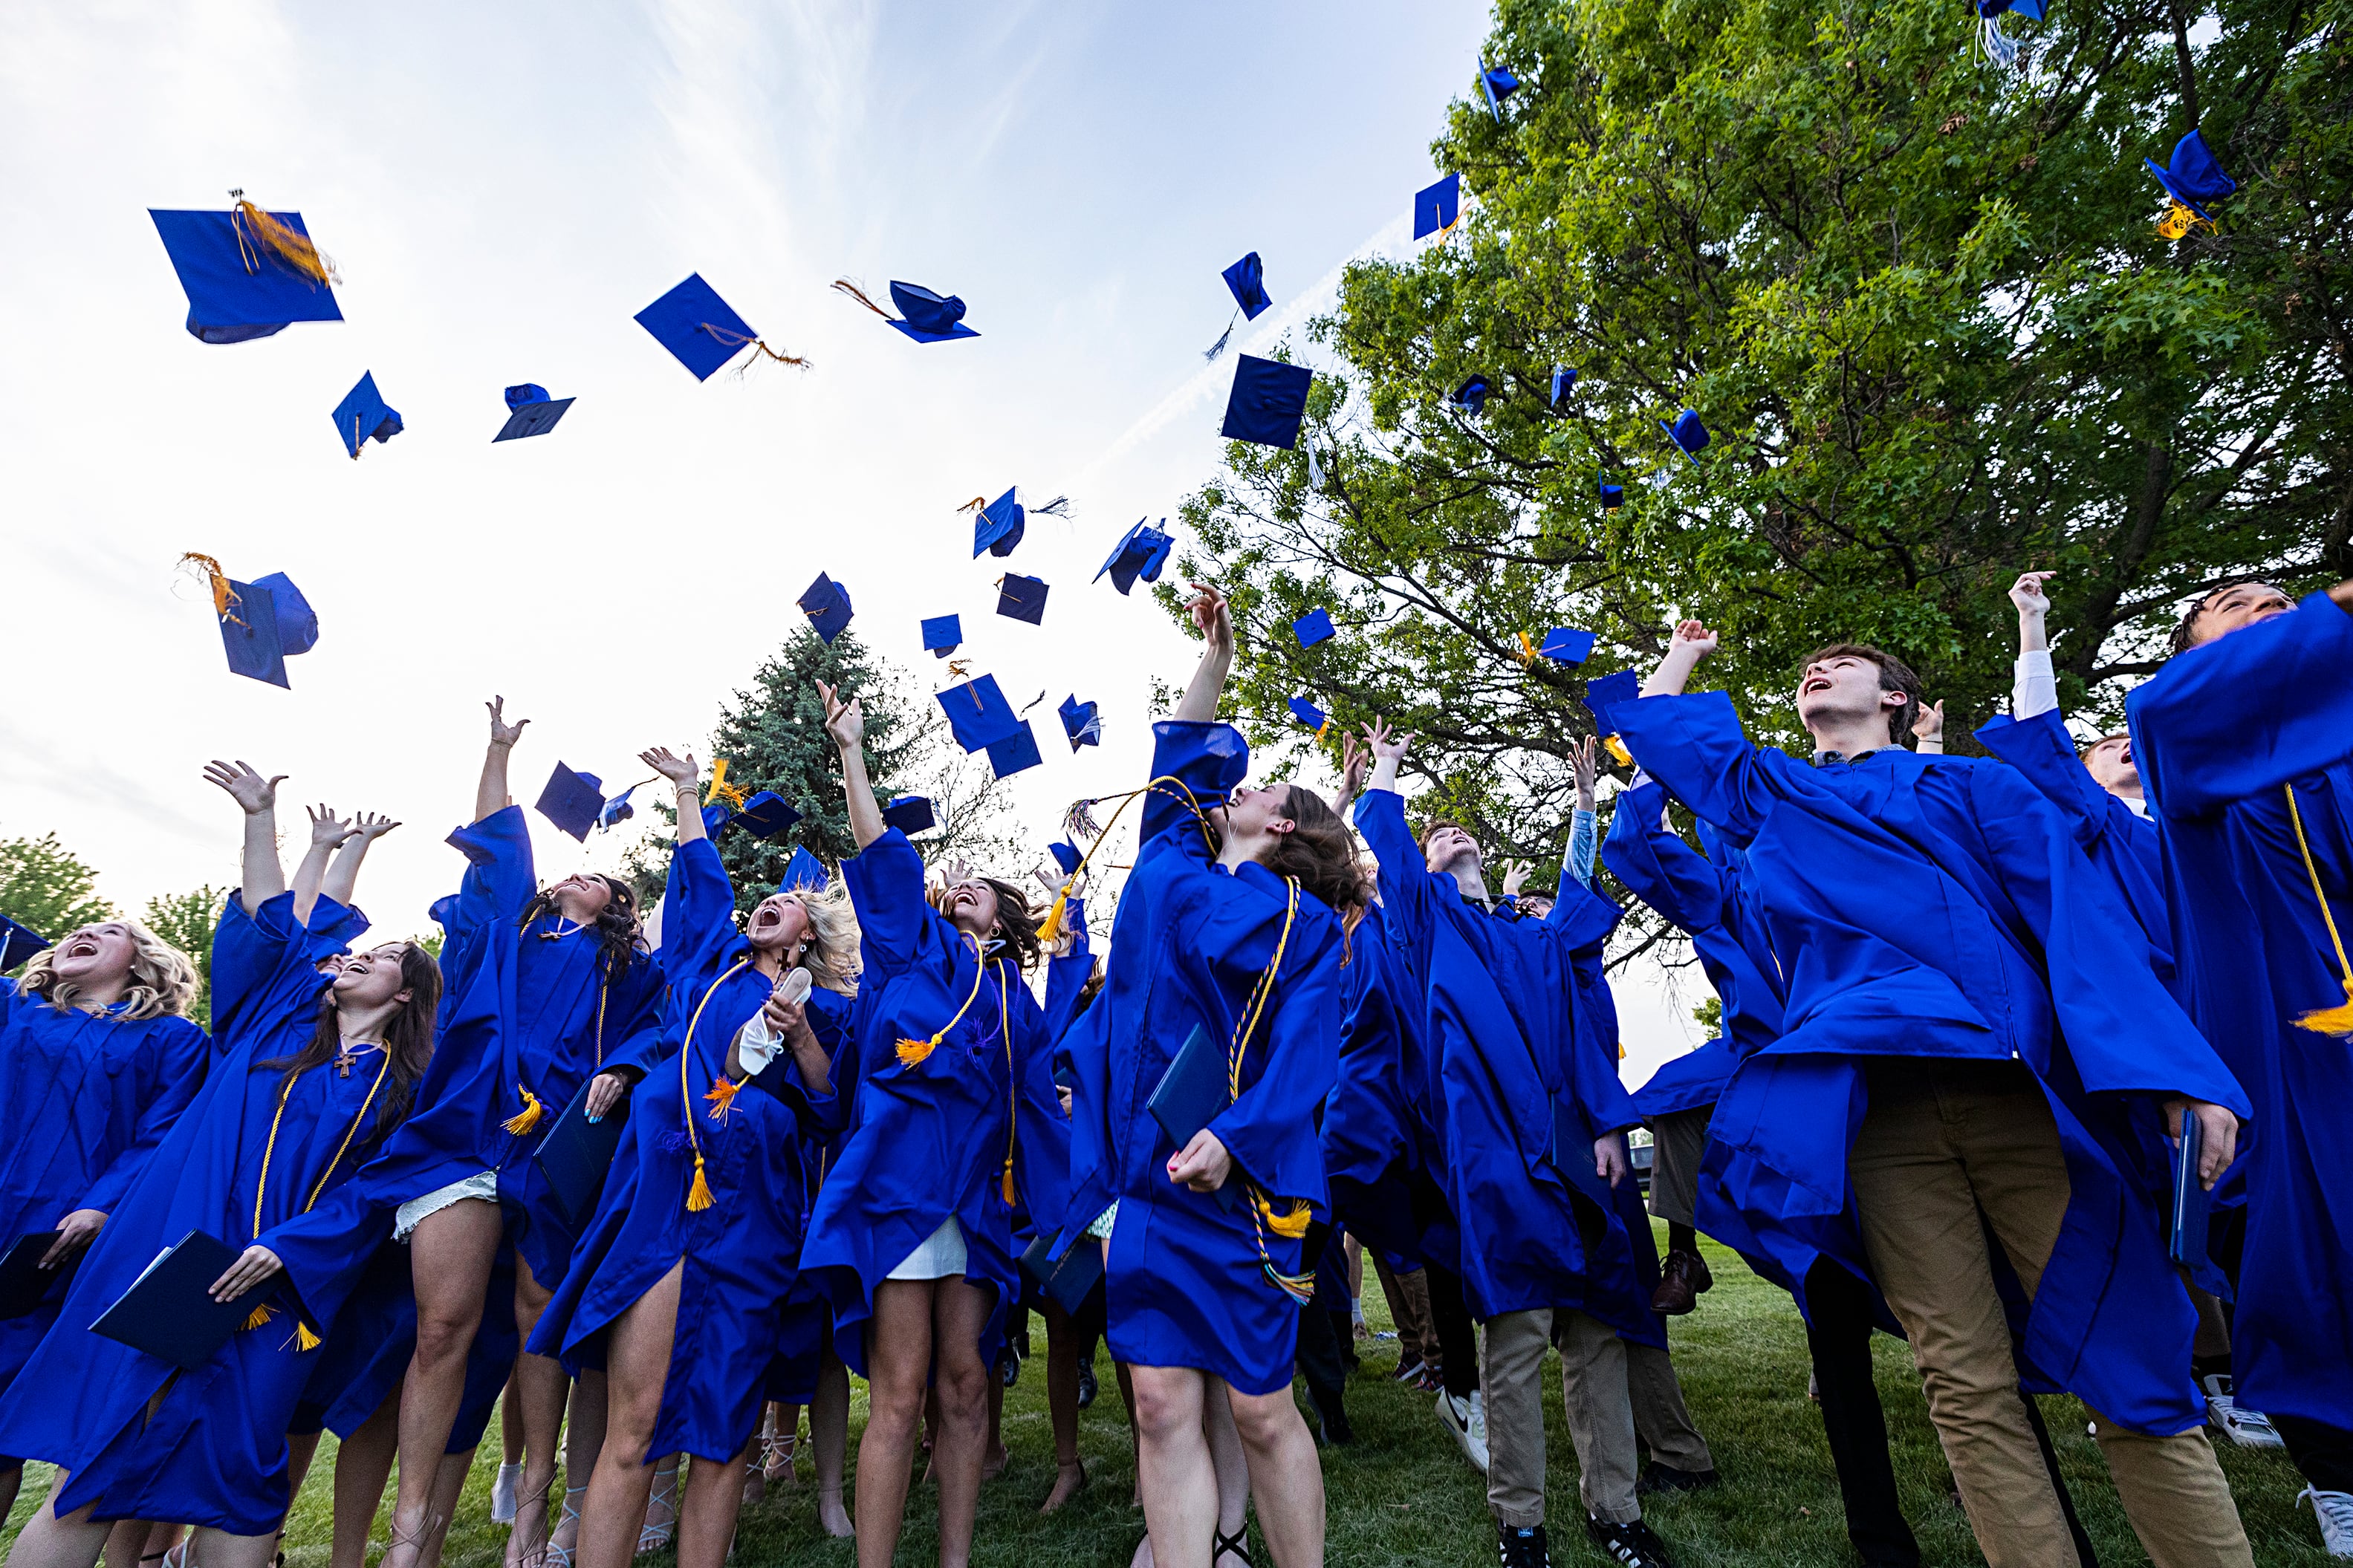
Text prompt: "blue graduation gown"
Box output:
[[802, 828, 1022, 1373], [764, 985, 854, 1405], [0, 980, 208, 1389], [1059, 723, 1345, 1394], [2129, 591, 2353, 1431], [1320, 900, 1452, 1265], [0, 892, 438, 1532], [527, 839, 839, 1463], [1617, 691, 2250, 1434]]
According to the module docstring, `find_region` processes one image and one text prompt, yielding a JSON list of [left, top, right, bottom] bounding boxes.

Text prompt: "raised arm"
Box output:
[[319, 813, 400, 911], [1330, 732, 1371, 823], [1171, 583, 1235, 724], [291, 804, 354, 923], [820, 682, 885, 849], [1564, 735, 1600, 886], [642, 746, 706, 847], [205, 761, 290, 915], [1362, 716, 1413, 797], [2010, 571, 2058, 719], [1640, 619, 1719, 698], [476, 696, 530, 824]]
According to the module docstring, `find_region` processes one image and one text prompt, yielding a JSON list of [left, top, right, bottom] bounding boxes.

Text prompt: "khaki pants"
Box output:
[[1482, 1309, 1713, 1527], [1849, 1060, 2251, 1568], [1372, 1255, 1441, 1372]]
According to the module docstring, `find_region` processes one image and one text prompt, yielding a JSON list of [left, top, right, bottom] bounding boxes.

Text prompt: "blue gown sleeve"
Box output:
[[1612, 691, 1787, 845], [661, 838, 747, 992], [1141, 722, 1250, 849], [593, 957, 670, 1081], [2130, 592, 2353, 816], [210, 893, 353, 1055], [1208, 925, 1343, 1204], [440, 806, 537, 945], [1975, 710, 2129, 846], [1600, 782, 1727, 934], [79, 1017, 211, 1213], [840, 830, 930, 977], [1352, 791, 1441, 949], [748, 1051, 846, 1139]]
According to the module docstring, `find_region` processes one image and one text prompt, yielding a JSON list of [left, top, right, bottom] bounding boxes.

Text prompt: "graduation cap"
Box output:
[[1097, 519, 1174, 595], [985, 721, 1044, 779], [1660, 409, 1710, 463], [1221, 354, 1314, 449], [938, 674, 1023, 753], [149, 201, 343, 344], [331, 371, 403, 460], [1204, 252, 1272, 360], [1584, 668, 1642, 765], [597, 781, 648, 831], [635, 273, 805, 381], [1521, 627, 1597, 665], [1413, 172, 1462, 241], [921, 614, 963, 659], [799, 573, 853, 644], [776, 846, 828, 894], [1549, 365, 1577, 406], [180, 554, 315, 688], [997, 573, 1050, 625], [1599, 476, 1625, 510], [1480, 62, 1522, 120], [970, 487, 1026, 558], [736, 790, 802, 840], [536, 764, 608, 843], [0, 914, 50, 975], [882, 795, 937, 835], [494, 383, 576, 442], [249, 572, 318, 657], [1048, 840, 1083, 877], [830, 279, 979, 342], [1288, 696, 1331, 735], [2148, 129, 2236, 230], [1974, 0, 2044, 66], [1452, 375, 1490, 415], [1058, 694, 1102, 751], [1294, 608, 1336, 648]]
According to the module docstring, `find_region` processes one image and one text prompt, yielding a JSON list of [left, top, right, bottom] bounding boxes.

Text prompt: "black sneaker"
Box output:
[[996, 1345, 1021, 1388], [1636, 1462, 1719, 1495], [1496, 1523, 1551, 1568], [1586, 1514, 1676, 1567], [1076, 1361, 1097, 1409]]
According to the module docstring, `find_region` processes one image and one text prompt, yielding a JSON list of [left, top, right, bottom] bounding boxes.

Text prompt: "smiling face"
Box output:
[[2183, 582, 2294, 648], [548, 874, 615, 925], [1225, 782, 1299, 848], [2083, 733, 2140, 794], [331, 943, 416, 1010], [940, 876, 1001, 939], [746, 894, 812, 957], [1795, 654, 1908, 741], [49, 923, 137, 989]]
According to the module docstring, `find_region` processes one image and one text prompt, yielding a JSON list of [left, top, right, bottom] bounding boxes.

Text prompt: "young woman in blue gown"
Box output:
[[1057, 585, 1360, 1568], [530, 745, 848, 1568], [0, 761, 440, 1568]]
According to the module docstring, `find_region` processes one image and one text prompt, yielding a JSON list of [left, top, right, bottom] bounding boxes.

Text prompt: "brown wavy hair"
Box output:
[[927, 875, 1042, 972], [1799, 642, 1923, 746], [1264, 785, 1372, 955], [262, 943, 442, 1140], [519, 876, 646, 978]]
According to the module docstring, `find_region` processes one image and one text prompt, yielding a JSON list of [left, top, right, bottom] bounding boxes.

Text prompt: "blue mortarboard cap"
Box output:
[[149, 206, 343, 344], [938, 674, 1022, 753], [1538, 627, 1597, 663], [1599, 477, 1625, 510], [997, 574, 1050, 625], [1413, 172, 1462, 241], [1222, 253, 1272, 320], [248, 573, 317, 658], [635, 273, 760, 381], [536, 763, 607, 842], [212, 576, 288, 687], [1048, 840, 1083, 876], [2146, 129, 2236, 221], [1661, 409, 1711, 461], [1549, 365, 1577, 406], [331, 372, 403, 461], [887, 281, 978, 342], [1221, 354, 1314, 449], [1294, 608, 1336, 648], [973, 487, 1026, 558], [736, 790, 803, 840], [1480, 62, 1522, 120], [985, 720, 1044, 779], [597, 782, 643, 831], [882, 795, 936, 835], [1058, 694, 1101, 750], [799, 573, 853, 644], [0, 914, 51, 974], [1288, 696, 1330, 734], [495, 383, 575, 442], [701, 801, 739, 835], [1452, 374, 1490, 415], [1096, 519, 1174, 595], [1584, 669, 1641, 729], [777, 846, 828, 894], [921, 614, 963, 658]]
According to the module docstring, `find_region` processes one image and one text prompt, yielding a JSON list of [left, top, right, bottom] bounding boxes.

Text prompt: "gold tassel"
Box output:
[[704, 1075, 742, 1122], [1257, 1194, 1314, 1238], [2297, 980, 2353, 1039], [707, 759, 747, 812], [687, 1151, 715, 1211], [1516, 631, 1539, 666], [956, 495, 988, 513], [896, 1035, 939, 1069], [234, 200, 338, 284], [178, 552, 246, 625], [1603, 734, 1634, 768], [830, 279, 893, 319], [242, 1301, 277, 1332], [502, 1087, 545, 1136], [699, 322, 809, 369], [2155, 201, 2210, 241], [1002, 1164, 1018, 1206], [1036, 890, 1071, 946], [294, 1320, 322, 1352]]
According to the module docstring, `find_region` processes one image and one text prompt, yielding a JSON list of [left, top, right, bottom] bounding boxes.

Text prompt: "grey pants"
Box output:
[[1645, 1106, 1713, 1230], [1482, 1309, 1714, 1527]]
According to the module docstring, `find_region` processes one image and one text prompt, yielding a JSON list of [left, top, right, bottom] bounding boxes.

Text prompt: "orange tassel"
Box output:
[[502, 1087, 545, 1136], [1603, 734, 1634, 768], [956, 495, 988, 513], [242, 1301, 276, 1332], [234, 200, 338, 284], [830, 279, 892, 319], [704, 1075, 742, 1122], [896, 1035, 938, 1069], [2297, 980, 2353, 1039], [1002, 1164, 1018, 1206], [687, 1151, 715, 1211], [178, 553, 246, 626]]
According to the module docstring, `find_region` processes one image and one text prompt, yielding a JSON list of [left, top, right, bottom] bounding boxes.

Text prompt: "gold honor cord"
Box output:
[[680, 959, 753, 1211], [2285, 784, 2353, 1037], [1224, 877, 1317, 1304], [507, 951, 611, 1137], [1037, 775, 1221, 944], [245, 1045, 391, 1348], [998, 960, 1019, 1207]]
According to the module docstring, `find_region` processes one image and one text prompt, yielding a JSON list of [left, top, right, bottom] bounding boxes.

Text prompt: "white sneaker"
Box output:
[[2202, 1374, 2286, 1449], [2300, 1487, 2353, 1558], [1437, 1388, 1491, 1475], [493, 1460, 522, 1524]]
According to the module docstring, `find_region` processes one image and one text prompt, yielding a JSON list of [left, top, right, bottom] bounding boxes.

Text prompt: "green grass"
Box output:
[[6, 1226, 2332, 1565]]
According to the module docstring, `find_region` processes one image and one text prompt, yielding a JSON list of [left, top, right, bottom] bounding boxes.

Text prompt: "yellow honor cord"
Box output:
[[2285, 784, 2353, 1037], [1038, 775, 1221, 945], [679, 958, 753, 1211], [244, 1047, 390, 1347], [502, 1084, 545, 1135], [1222, 878, 1319, 1301], [897, 934, 989, 1067], [999, 960, 1019, 1208]]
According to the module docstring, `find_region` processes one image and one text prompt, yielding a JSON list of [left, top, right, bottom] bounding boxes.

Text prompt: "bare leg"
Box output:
[[1039, 1301, 1086, 1513], [811, 1356, 852, 1539], [331, 1389, 403, 1568], [0, 1466, 21, 1527], [1116, 1362, 1143, 1506], [765, 1402, 801, 1486], [9, 1476, 114, 1568], [132, 1525, 184, 1568], [1131, 1368, 1218, 1568], [180, 1531, 277, 1568], [510, 1255, 567, 1568], [554, 1370, 606, 1564], [1201, 1382, 1250, 1541], [98, 1518, 151, 1568], [384, 1198, 503, 1568], [929, 1280, 997, 1568], [419, 1448, 475, 1568], [1227, 1381, 1323, 1568], [984, 1373, 1007, 1480], [577, 1262, 685, 1568], [677, 1446, 752, 1568], [856, 1281, 938, 1568], [285, 1428, 324, 1500], [638, 1459, 679, 1552]]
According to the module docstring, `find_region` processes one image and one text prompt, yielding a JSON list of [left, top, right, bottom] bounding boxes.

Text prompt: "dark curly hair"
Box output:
[[264, 943, 443, 1141], [1263, 785, 1372, 954], [928, 876, 1042, 972], [520, 876, 649, 979]]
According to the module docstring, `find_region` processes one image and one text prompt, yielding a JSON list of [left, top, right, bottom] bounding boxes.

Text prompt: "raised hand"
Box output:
[[1669, 619, 1720, 658], [307, 804, 357, 850], [1500, 859, 1535, 897], [2008, 571, 2056, 619], [817, 680, 865, 750], [640, 746, 701, 788], [938, 856, 976, 890], [351, 811, 401, 843], [1572, 735, 1600, 810], [1912, 700, 1946, 744], [1337, 733, 1370, 803], [486, 695, 530, 749], [1364, 718, 1413, 764], [1184, 582, 1234, 658], [204, 760, 286, 816]]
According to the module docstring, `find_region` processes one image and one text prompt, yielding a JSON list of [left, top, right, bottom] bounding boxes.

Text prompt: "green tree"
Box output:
[[141, 886, 224, 1026], [1173, 0, 2349, 865], [0, 833, 117, 969]]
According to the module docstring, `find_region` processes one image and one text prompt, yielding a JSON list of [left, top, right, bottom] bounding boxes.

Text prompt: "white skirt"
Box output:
[[394, 1169, 500, 1241], [886, 1216, 969, 1281]]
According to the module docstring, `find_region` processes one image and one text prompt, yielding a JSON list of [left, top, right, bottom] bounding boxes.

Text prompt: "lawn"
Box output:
[[5, 1225, 2331, 1566]]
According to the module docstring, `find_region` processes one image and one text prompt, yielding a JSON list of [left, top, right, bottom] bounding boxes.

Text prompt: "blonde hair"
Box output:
[[17, 920, 200, 1021], [768, 879, 861, 997]]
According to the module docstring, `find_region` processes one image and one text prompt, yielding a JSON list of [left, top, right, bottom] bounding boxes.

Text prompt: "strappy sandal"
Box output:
[[1213, 1525, 1253, 1567], [636, 1464, 680, 1555], [507, 1477, 556, 1568], [761, 1428, 797, 1483], [384, 1512, 447, 1568], [543, 1486, 588, 1568]]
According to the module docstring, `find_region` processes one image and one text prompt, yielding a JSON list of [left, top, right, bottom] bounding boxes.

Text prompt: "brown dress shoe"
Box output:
[[1650, 1247, 1715, 1315]]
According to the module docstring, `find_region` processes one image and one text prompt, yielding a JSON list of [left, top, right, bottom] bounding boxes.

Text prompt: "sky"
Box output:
[[0, 0, 1713, 1084]]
